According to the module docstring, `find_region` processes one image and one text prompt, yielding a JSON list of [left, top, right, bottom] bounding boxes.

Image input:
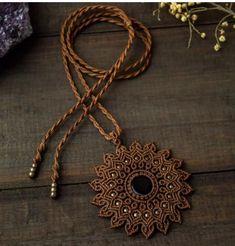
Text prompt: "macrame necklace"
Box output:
[[28, 5, 192, 239]]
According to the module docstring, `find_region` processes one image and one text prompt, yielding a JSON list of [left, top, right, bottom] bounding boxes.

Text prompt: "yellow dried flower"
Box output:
[[219, 35, 226, 42], [220, 29, 225, 35], [188, 2, 195, 7], [191, 14, 198, 21], [177, 7, 182, 13], [154, 2, 235, 51], [181, 15, 187, 22], [221, 21, 228, 27], [200, 32, 206, 39], [214, 43, 221, 52], [175, 13, 180, 19], [170, 4, 177, 11]]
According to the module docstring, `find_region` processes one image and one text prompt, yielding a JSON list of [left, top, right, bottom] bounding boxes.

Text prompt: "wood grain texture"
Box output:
[[1, 3, 235, 245], [29, 3, 229, 36], [0, 24, 235, 189], [0, 172, 235, 245]]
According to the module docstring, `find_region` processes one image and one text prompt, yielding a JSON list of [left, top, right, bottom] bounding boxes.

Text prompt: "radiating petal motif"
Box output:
[[90, 142, 192, 238], [125, 220, 139, 236], [141, 223, 155, 239]]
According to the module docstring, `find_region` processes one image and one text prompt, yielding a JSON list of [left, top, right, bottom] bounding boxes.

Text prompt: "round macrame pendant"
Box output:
[[90, 142, 192, 238]]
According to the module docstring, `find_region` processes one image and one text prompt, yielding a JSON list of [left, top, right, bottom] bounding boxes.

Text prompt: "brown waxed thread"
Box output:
[[28, 5, 152, 198]]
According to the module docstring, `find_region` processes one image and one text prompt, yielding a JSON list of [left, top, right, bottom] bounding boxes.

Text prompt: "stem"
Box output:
[[153, 4, 161, 21], [190, 7, 218, 14], [187, 19, 193, 48], [210, 3, 235, 16], [214, 14, 231, 44], [190, 21, 201, 35]]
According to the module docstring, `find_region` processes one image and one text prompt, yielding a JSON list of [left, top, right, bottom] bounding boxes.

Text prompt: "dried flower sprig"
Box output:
[[153, 2, 235, 51]]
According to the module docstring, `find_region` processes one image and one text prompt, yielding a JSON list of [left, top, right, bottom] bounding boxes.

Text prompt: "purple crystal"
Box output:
[[0, 3, 32, 58]]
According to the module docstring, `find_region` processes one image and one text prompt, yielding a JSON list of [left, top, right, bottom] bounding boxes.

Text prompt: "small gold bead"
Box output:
[[50, 192, 57, 198], [182, 3, 187, 9], [123, 208, 128, 213], [29, 172, 34, 178], [233, 24, 235, 29], [32, 163, 37, 168], [30, 167, 35, 172], [51, 187, 56, 192], [51, 183, 57, 187]]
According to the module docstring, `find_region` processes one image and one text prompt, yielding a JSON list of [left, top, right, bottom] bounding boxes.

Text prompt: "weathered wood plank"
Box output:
[[0, 172, 235, 245], [0, 24, 235, 189], [29, 3, 228, 36]]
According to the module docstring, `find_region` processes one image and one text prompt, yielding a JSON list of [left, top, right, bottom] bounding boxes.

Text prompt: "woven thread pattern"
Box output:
[[90, 142, 192, 238]]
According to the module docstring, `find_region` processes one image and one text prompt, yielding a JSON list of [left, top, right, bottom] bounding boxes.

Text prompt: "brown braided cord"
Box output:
[[29, 5, 152, 197]]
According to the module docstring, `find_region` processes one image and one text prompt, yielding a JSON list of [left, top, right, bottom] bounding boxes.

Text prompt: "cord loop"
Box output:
[[29, 5, 152, 198]]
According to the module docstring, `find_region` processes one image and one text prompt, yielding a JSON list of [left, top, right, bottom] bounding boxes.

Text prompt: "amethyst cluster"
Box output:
[[0, 3, 32, 58]]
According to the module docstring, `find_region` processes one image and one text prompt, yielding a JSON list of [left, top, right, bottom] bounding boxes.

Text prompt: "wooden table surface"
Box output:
[[0, 3, 235, 245]]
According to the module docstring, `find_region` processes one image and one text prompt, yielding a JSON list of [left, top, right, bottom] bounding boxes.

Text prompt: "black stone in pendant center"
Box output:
[[131, 175, 153, 196]]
